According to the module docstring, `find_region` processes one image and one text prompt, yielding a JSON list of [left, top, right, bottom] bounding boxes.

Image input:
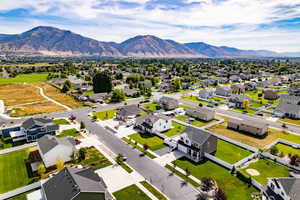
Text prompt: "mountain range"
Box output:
[[0, 26, 298, 58]]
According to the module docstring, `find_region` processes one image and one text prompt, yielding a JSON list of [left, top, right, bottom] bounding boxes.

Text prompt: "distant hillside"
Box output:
[[0, 26, 297, 58]]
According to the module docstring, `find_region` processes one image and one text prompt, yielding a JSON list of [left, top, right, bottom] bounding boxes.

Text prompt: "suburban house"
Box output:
[[288, 84, 300, 96], [275, 94, 300, 119], [88, 93, 108, 103], [263, 89, 279, 100], [231, 84, 245, 94], [229, 75, 241, 82], [177, 126, 218, 162], [244, 82, 257, 91], [227, 118, 269, 136], [40, 167, 112, 200], [116, 105, 141, 121], [123, 88, 139, 97], [265, 177, 300, 200], [185, 107, 216, 121], [135, 113, 172, 134], [215, 86, 232, 97], [229, 94, 250, 108], [37, 135, 76, 168], [9, 118, 59, 142], [198, 88, 215, 99], [159, 96, 179, 111]]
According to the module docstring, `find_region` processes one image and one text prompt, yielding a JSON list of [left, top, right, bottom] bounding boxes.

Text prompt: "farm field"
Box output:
[[173, 158, 257, 200], [0, 73, 48, 84], [208, 122, 300, 149]]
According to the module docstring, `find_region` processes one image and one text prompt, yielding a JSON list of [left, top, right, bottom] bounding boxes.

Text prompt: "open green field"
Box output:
[[93, 109, 116, 120], [52, 118, 70, 125], [140, 181, 167, 200], [0, 149, 34, 193], [79, 147, 112, 170], [129, 132, 166, 151], [173, 158, 257, 200], [163, 122, 186, 137], [113, 184, 152, 200], [0, 73, 48, 84], [241, 158, 290, 185], [57, 128, 80, 138], [274, 143, 300, 157], [214, 140, 253, 164]]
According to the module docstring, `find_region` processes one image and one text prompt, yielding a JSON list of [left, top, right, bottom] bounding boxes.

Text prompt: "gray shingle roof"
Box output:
[[276, 178, 300, 200], [43, 167, 107, 200], [117, 105, 140, 117], [37, 135, 76, 155], [183, 126, 216, 146], [22, 117, 55, 130]]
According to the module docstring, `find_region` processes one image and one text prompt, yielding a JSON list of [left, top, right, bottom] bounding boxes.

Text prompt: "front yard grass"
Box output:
[[57, 128, 80, 138], [0, 149, 34, 193], [140, 181, 168, 200], [128, 132, 166, 151], [78, 147, 112, 170], [93, 109, 116, 120], [122, 138, 157, 159], [182, 95, 209, 104], [173, 158, 257, 200], [241, 158, 290, 185], [208, 122, 300, 149], [214, 140, 253, 164], [165, 164, 200, 187], [113, 184, 152, 200], [52, 118, 70, 125], [163, 122, 186, 137], [0, 137, 26, 150], [142, 103, 158, 111], [232, 108, 257, 115], [279, 118, 300, 126], [274, 143, 300, 157]]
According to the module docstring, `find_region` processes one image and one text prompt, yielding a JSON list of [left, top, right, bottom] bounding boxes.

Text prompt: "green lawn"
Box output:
[[82, 90, 94, 96], [113, 184, 152, 200], [241, 158, 290, 185], [128, 132, 166, 151], [245, 89, 279, 106], [79, 147, 112, 170], [173, 158, 257, 200], [182, 95, 209, 104], [165, 164, 200, 187], [57, 128, 80, 138], [214, 140, 253, 164], [163, 122, 186, 137], [274, 143, 300, 157], [211, 96, 225, 102], [178, 104, 192, 109], [175, 115, 215, 128], [0, 73, 48, 84], [142, 103, 158, 111], [0, 149, 34, 193], [122, 138, 157, 159], [52, 118, 70, 125], [251, 102, 264, 108], [0, 137, 26, 150], [232, 108, 257, 115], [279, 118, 300, 126], [140, 181, 167, 200], [93, 109, 116, 120]]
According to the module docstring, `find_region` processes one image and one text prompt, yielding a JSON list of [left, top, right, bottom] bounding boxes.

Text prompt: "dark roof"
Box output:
[[183, 126, 216, 146], [37, 135, 76, 155], [117, 105, 140, 117], [43, 167, 107, 200], [22, 118, 55, 130], [276, 178, 300, 200]]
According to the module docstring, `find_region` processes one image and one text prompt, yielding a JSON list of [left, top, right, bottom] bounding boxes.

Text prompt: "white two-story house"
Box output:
[[135, 113, 172, 134]]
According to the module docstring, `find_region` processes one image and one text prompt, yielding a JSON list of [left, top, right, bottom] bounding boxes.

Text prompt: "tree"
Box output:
[[171, 78, 182, 92], [115, 72, 123, 80], [215, 188, 227, 200], [61, 80, 71, 93], [93, 72, 113, 93], [242, 99, 250, 109], [270, 146, 279, 155], [71, 151, 80, 163], [111, 89, 125, 102], [80, 121, 85, 130], [185, 167, 191, 177], [143, 144, 149, 151], [56, 157, 65, 171], [38, 163, 46, 178], [201, 177, 214, 192]]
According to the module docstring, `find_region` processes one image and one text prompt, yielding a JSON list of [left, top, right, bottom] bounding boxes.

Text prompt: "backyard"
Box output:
[[208, 122, 300, 149], [93, 109, 117, 120], [0, 149, 35, 193], [273, 143, 300, 157], [241, 158, 290, 185], [162, 122, 186, 137], [214, 140, 253, 164], [128, 132, 166, 151], [173, 158, 257, 200], [78, 147, 112, 170], [113, 184, 151, 200]]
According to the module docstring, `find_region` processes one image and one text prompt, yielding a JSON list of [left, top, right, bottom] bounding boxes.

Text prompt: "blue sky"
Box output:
[[0, 0, 300, 52]]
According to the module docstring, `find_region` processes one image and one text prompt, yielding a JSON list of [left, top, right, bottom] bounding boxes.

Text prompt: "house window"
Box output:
[[270, 183, 274, 189]]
